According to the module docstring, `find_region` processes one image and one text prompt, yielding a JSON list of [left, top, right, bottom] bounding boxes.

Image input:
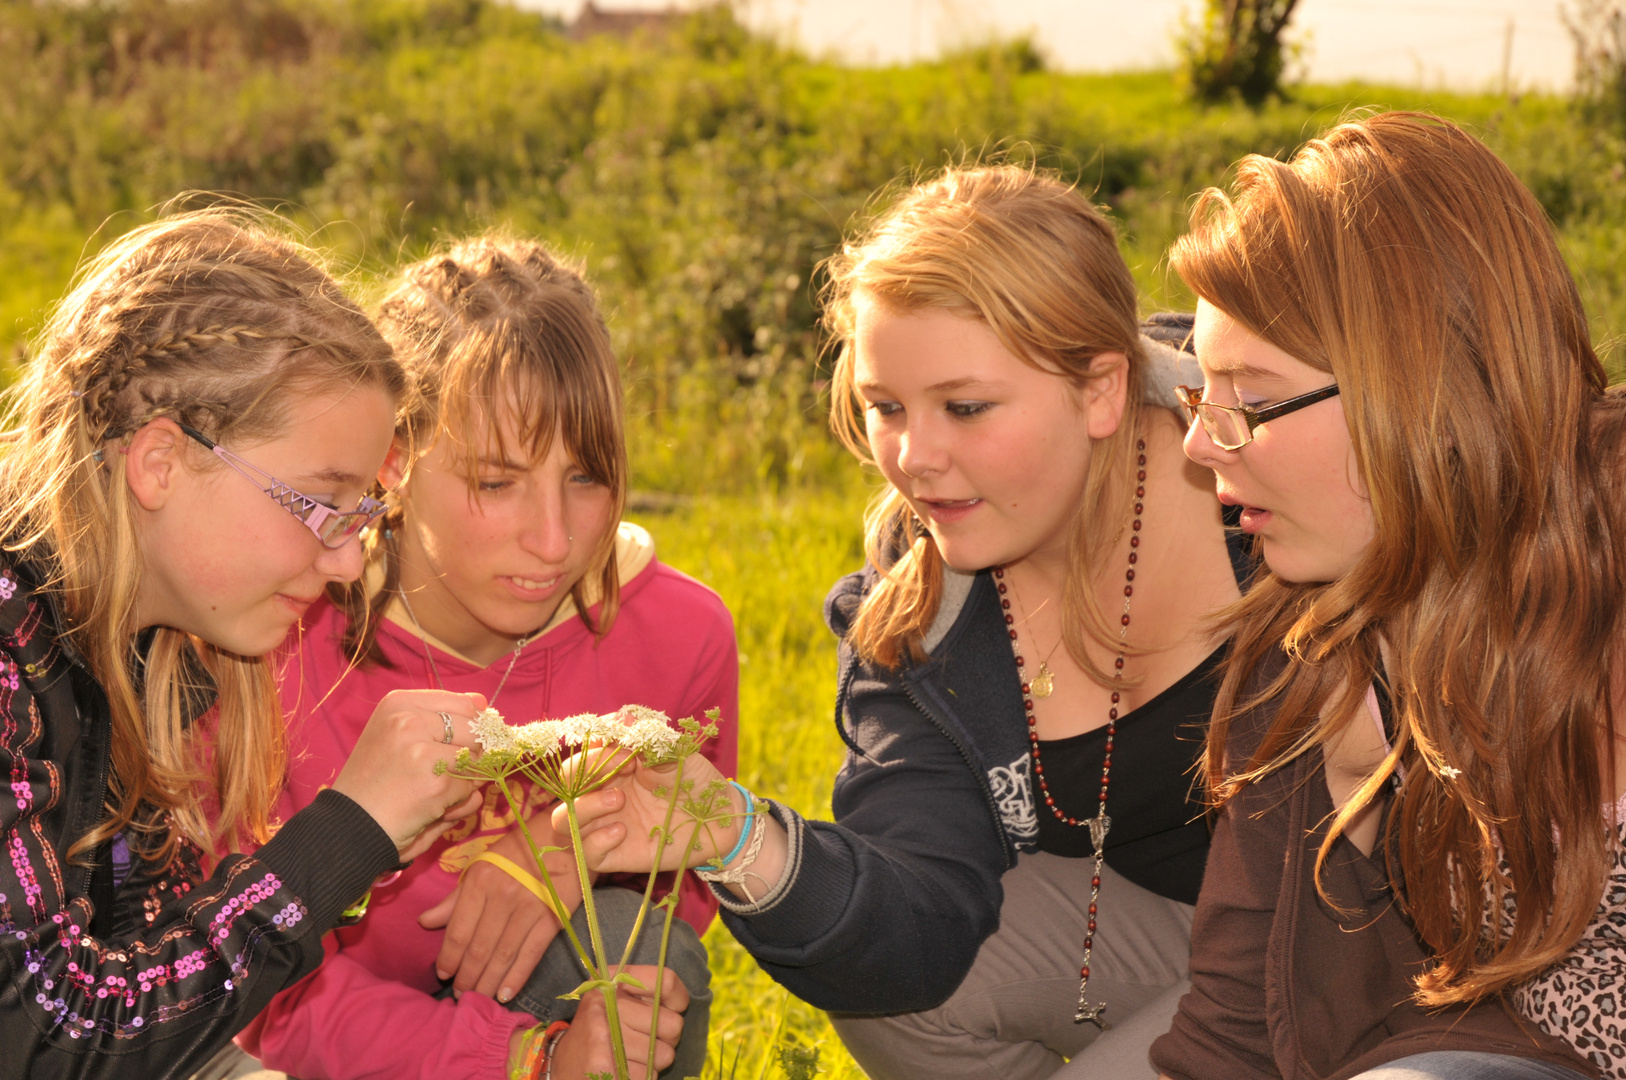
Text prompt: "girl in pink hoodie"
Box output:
[[239, 235, 738, 1080]]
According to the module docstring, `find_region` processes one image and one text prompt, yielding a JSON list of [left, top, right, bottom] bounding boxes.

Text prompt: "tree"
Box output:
[[1566, 0, 1626, 126], [1178, 0, 1301, 105]]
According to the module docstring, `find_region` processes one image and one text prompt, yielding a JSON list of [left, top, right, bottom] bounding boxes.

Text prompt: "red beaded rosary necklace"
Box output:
[[994, 437, 1145, 1030]]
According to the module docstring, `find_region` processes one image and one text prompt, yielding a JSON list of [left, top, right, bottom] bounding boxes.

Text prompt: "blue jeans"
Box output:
[[506, 885, 712, 1080], [1350, 1052, 1592, 1080]]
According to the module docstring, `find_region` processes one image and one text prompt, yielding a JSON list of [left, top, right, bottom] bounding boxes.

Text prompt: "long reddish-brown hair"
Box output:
[[823, 165, 1148, 673], [1175, 111, 1626, 1005]]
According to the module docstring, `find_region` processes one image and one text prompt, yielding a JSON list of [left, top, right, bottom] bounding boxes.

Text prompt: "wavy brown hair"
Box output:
[[1176, 112, 1625, 1005], [4, 208, 402, 861], [823, 165, 1148, 673], [334, 233, 627, 666]]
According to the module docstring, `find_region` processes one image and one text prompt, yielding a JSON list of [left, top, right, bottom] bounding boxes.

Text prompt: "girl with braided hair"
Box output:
[[0, 210, 492, 1079], [239, 234, 734, 1080]]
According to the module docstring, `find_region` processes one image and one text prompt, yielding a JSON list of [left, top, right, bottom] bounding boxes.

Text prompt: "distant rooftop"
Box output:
[[567, 1, 685, 41]]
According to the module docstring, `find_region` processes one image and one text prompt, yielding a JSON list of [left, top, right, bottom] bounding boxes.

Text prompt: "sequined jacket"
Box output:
[[0, 551, 400, 1080]]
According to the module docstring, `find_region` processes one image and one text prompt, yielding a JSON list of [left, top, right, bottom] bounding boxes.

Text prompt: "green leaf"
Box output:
[[561, 977, 616, 1000], [777, 1046, 822, 1080], [610, 970, 649, 991]]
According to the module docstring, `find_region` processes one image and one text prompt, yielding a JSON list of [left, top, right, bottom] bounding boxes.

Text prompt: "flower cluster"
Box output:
[[467, 704, 683, 764], [439, 702, 724, 1080]]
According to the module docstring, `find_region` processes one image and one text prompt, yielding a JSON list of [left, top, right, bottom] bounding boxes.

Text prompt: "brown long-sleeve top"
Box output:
[[1150, 697, 1597, 1080]]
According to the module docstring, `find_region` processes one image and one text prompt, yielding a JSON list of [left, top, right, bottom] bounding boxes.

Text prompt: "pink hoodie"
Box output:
[[240, 538, 738, 1080]]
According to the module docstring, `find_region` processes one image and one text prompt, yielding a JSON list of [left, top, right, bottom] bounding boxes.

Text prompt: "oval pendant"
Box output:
[[1032, 662, 1055, 698]]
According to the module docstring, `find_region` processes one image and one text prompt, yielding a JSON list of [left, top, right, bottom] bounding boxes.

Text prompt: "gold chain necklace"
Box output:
[[1003, 578, 1064, 698], [994, 436, 1145, 1029], [397, 586, 530, 710]]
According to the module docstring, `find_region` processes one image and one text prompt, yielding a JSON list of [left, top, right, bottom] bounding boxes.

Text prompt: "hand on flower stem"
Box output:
[[561, 751, 791, 904], [505, 966, 689, 1080], [332, 689, 489, 858], [420, 806, 587, 1003], [557, 746, 728, 873]]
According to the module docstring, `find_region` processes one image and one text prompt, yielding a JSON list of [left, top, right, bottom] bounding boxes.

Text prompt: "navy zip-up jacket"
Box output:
[[712, 315, 1218, 1014], [717, 566, 1036, 1014]]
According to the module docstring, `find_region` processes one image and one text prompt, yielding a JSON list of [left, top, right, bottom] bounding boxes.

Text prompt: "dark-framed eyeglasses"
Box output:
[[178, 423, 387, 549], [1174, 383, 1341, 452]]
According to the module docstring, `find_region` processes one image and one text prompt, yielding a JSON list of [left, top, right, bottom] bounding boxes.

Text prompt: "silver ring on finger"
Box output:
[[438, 711, 455, 744]]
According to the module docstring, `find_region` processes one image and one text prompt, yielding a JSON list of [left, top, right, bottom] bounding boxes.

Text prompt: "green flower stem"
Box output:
[[616, 755, 688, 972], [494, 775, 594, 971], [646, 892, 680, 1078], [645, 800, 710, 1078], [598, 987, 631, 1080], [640, 792, 733, 1079], [563, 791, 631, 1080]]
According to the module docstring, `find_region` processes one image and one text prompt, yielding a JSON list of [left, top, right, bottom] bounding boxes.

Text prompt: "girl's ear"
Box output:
[[379, 438, 410, 490], [1083, 351, 1130, 441], [124, 418, 187, 511]]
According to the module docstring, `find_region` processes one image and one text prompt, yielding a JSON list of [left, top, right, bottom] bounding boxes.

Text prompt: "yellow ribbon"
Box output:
[[465, 850, 549, 903]]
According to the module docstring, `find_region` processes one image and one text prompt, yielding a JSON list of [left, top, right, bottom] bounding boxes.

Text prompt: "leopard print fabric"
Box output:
[[1512, 798, 1626, 1077]]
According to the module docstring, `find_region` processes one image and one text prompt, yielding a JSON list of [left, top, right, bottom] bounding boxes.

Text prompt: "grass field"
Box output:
[[629, 485, 873, 1078], [5, 0, 1626, 497]]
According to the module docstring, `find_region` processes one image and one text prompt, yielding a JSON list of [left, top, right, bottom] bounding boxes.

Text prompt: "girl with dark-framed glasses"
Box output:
[[1154, 112, 1622, 1080]]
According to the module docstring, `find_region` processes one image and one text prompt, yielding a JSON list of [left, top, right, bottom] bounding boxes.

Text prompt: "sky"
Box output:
[[523, 0, 1579, 91]]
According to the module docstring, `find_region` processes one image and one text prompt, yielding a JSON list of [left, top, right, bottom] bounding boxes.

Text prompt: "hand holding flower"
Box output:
[[564, 751, 791, 906], [334, 689, 489, 858], [442, 704, 725, 1079], [419, 804, 585, 1004], [559, 965, 689, 1080]]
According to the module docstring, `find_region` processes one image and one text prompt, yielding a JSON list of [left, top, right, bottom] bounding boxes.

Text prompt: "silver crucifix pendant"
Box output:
[[1075, 1002, 1110, 1029], [1088, 812, 1111, 852]]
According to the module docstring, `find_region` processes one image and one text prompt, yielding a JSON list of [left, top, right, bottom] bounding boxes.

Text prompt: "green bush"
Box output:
[[2, 0, 1623, 493], [1176, 0, 1301, 104]]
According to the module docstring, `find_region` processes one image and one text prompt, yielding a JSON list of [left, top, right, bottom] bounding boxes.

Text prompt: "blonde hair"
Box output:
[[1175, 112, 1624, 1005], [823, 164, 1148, 674], [4, 208, 402, 861], [337, 233, 627, 665]]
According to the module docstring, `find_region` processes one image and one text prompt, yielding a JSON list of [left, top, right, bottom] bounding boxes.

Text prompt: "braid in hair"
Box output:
[[77, 325, 322, 441], [340, 231, 629, 666], [2, 207, 405, 864]]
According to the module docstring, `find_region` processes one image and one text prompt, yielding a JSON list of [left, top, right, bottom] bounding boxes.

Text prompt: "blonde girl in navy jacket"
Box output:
[[566, 166, 1250, 1080]]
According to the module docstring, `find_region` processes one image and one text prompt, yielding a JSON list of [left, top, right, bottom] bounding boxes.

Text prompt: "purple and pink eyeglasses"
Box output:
[[178, 423, 387, 548]]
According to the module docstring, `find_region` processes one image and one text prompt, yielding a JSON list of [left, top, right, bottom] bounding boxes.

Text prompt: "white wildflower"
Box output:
[[591, 712, 627, 744], [614, 705, 680, 758], [468, 707, 515, 753], [616, 704, 669, 728], [554, 712, 604, 747], [510, 720, 566, 755], [489, 704, 683, 763]]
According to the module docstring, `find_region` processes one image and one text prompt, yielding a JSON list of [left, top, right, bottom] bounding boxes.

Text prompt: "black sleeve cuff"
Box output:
[[719, 802, 857, 947], [254, 788, 400, 934], [711, 799, 802, 915]]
